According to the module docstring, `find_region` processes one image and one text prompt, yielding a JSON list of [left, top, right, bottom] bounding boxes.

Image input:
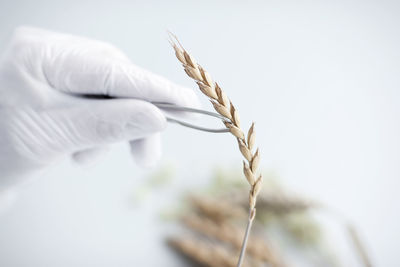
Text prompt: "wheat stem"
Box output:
[[347, 224, 373, 267], [237, 208, 254, 267], [169, 33, 263, 267]]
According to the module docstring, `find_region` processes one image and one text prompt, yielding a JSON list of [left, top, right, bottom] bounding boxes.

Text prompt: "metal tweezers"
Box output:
[[79, 94, 228, 133], [153, 102, 229, 133]]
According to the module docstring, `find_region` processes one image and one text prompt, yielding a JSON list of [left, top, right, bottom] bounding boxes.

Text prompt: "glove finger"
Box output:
[[30, 28, 201, 109], [61, 99, 167, 150], [129, 133, 162, 168], [71, 146, 109, 165], [0, 189, 17, 214], [9, 99, 167, 162]]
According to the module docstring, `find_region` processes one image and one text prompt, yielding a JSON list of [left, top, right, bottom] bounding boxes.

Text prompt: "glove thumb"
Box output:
[[129, 133, 162, 168]]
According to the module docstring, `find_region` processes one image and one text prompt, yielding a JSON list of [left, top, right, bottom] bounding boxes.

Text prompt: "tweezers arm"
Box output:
[[166, 118, 230, 133], [153, 102, 229, 133], [73, 97, 229, 134]]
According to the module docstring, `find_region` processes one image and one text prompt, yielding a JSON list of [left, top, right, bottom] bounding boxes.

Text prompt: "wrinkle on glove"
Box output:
[[2, 99, 166, 166]]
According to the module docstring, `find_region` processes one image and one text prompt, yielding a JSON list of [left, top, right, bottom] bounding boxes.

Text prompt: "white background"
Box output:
[[0, 0, 399, 266]]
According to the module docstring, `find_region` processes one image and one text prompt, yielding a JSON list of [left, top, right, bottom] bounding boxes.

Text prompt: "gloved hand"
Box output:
[[0, 26, 199, 187]]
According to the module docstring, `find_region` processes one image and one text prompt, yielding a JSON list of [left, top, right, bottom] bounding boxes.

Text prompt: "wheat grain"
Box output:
[[169, 33, 263, 267]]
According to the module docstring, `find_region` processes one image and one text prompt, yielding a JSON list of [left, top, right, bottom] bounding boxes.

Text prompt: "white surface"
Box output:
[[0, 0, 399, 266]]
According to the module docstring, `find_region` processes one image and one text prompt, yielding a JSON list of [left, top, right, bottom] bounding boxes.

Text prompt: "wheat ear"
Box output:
[[169, 34, 263, 267]]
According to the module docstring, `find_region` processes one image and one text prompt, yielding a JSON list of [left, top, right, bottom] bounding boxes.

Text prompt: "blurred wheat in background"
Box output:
[[164, 168, 372, 267]]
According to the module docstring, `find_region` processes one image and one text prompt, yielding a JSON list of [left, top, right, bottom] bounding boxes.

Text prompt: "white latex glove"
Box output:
[[0, 26, 199, 187]]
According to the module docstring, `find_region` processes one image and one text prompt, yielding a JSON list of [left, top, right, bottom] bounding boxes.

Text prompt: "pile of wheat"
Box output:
[[168, 194, 286, 267]]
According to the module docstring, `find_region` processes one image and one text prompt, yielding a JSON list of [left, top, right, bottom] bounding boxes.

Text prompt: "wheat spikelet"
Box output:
[[169, 33, 263, 267], [182, 214, 285, 267], [168, 237, 261, 267]]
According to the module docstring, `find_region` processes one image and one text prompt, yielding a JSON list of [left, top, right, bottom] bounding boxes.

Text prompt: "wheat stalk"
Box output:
[[169, 33, 263, 267], [347, 224, 374, 267]]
